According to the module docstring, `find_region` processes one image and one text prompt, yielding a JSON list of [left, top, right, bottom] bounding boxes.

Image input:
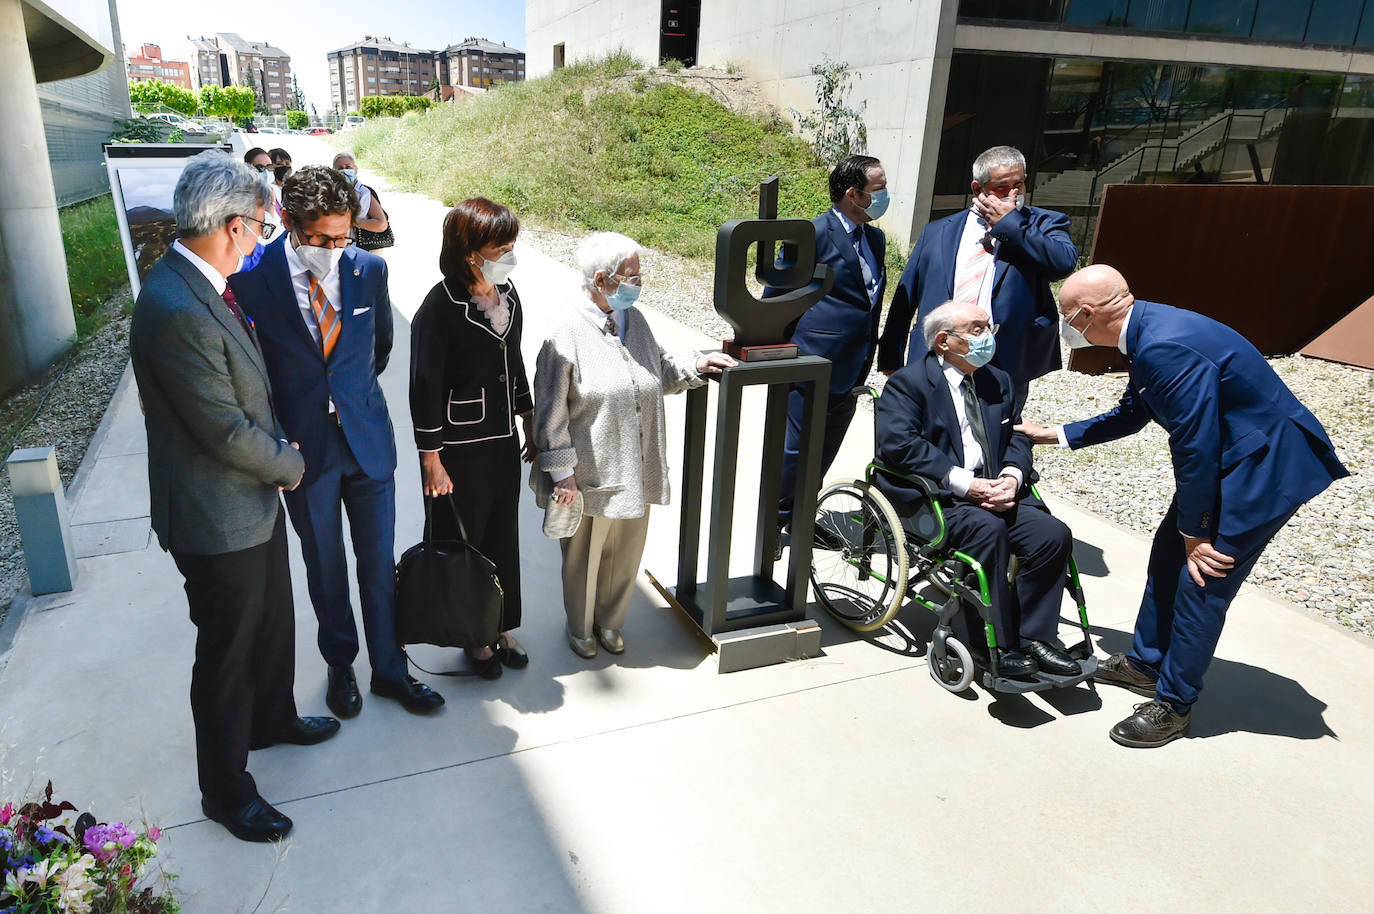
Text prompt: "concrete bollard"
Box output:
[[6, 446, 78, 594]]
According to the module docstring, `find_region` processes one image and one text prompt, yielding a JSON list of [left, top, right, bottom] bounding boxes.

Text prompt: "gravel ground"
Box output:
[[521, 224, 1373, 639], [0, 293, 132, 629]]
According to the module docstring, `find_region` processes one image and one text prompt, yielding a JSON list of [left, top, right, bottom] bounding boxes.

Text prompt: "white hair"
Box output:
[[972, 145, 1026, 185], [577, 231, 641, 291], [173, 150, 272, 240], [332, 151, 356, 168], [922, 301, 990, 350]]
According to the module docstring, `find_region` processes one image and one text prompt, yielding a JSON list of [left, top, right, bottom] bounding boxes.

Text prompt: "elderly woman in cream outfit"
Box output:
[[533, 232, 736, 658]]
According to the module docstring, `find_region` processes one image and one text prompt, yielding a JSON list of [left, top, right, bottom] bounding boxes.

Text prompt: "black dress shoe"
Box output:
[[370, 675, 445, 713], [1023, 640, 1082, 676], [326, 664, 362, 719], [997, 649, 1039, 680], [464, 647, 503, 680], [249, 716, 340, 750], [202, 795, 292, 843], [496, 635, 529, 670], [1110, 700, 1191, 748], [1094, 652, 1158, 697]]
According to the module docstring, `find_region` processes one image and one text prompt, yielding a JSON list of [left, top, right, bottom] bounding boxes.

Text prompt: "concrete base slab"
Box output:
[[713, 618, 822, 673], [71, 518, 152, 557], [68, 453, 149, 526]]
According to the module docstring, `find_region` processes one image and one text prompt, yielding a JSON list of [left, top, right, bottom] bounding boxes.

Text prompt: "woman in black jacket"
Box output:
[[409, 198, 535, 678]]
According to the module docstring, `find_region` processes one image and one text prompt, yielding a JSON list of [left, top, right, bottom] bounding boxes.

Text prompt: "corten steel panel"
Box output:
[[1069, 184, 1374, 373], [1302, 295, 1374, 370]]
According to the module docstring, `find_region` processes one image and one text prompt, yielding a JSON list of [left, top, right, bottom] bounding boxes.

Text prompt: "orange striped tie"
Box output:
[[307, 273, 339, 359]]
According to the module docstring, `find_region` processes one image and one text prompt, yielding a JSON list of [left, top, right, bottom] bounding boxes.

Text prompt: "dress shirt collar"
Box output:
[[938, 356, 973, 390], [172, 239, 227, 295], [1118, 304, 1134, 354], [831, 206, 859, 237], [580, 292, 627, 341]]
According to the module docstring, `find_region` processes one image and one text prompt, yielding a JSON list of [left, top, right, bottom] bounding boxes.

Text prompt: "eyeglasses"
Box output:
[[239, 214, 277, 240], [294, 229, 354, 249], [252, 163, 271, 173], [949, 323, 998, 340], [610, 270, 643, 287]]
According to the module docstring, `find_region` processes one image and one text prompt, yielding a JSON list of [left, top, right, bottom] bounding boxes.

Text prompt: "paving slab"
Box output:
[[1, 136, 1371, 912]]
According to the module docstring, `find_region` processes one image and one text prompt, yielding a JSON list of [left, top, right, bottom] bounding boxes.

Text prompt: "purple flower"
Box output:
[[32, 826, 66, 845], [83, 822, 137, 862]]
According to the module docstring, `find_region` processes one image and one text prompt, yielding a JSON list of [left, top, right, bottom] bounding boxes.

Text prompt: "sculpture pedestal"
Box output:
[[649, 356, 830, 672]]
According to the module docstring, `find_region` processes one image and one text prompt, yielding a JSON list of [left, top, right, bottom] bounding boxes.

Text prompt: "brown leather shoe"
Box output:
[[1110, 700, 1191, 748], [1093, 652, 1157, 697]]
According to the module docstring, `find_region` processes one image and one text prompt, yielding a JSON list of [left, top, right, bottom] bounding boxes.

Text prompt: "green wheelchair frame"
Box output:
[[807, 389, 1098, 694]]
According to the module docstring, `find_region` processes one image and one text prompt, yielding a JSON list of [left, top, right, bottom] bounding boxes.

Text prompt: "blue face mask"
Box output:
[[339, 168, 357, 184], [862, 188, 890, 220], [606, 281, 641, 312], [962, 330, 997, 368]]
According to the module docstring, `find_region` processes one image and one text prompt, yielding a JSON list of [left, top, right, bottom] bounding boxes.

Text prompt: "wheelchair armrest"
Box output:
[[868, 464, 951, 502], [850, 385, 879, 402]]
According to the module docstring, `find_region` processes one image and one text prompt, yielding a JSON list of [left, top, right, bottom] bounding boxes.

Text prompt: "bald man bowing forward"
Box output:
[[1018, 265, 1348, 748]]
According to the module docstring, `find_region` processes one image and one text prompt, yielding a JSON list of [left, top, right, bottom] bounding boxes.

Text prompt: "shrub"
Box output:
[[60, 196, 128, 337], [286, 109, 309, 130], [789, 57, 868, 168]]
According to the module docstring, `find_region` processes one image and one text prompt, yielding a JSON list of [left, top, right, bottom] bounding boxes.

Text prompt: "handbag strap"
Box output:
[[422, 493, 473, 546]]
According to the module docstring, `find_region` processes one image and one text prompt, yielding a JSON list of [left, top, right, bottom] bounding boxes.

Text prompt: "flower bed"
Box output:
[[0, 781, 177, 913]]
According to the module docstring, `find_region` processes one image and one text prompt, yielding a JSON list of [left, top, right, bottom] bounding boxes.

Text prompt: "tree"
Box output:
[[220, 85, 257, 124], [197, 84, 225, 118], [789, 58, 868, 168], [286, 109, 308, 130], [127, 79, 197, 117], [241, 66, 269, 116], [292, 74, 307, 111]]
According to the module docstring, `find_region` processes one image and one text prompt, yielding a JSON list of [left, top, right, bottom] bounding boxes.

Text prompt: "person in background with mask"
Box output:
[[267, 148, 292, 213], [231, 165, 445, 720], [766, 154, 889, 554], [331, 151, 388, 237], [532, 232, 735, 659], [239, 147, 277, 272], [874, 300, 1077, 680], [878, 145, 1078, 405], [130, 150, 331, 843], [409, 198, 536, 678]]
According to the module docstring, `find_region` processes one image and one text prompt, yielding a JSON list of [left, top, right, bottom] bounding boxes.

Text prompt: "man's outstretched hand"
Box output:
[[1014, 421, 1058, 445]]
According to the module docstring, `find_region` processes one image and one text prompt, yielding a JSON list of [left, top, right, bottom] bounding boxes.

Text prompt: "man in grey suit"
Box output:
[[130, 150, 339, 843]]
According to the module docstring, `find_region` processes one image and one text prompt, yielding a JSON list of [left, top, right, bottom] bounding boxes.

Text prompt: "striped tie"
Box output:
[[954, 238, 992, 305], [307, 273, 339, 359]]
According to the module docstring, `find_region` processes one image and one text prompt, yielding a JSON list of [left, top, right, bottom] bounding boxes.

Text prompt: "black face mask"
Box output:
[[274, 165, 292, 183]]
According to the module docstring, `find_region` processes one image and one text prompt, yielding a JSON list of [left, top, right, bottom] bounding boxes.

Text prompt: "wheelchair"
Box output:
[[807, 389, 1098, 695]]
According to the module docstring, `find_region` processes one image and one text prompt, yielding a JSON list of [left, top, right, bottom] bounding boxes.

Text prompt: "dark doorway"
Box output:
[[553, 43, 565, 70], [660, 1, 701, 67]]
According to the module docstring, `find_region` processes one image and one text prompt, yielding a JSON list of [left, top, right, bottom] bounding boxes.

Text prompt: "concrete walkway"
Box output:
[[2, 137, 1372, 912]]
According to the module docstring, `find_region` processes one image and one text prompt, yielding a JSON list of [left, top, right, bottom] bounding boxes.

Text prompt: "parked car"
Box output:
[[342, 115, 366, 131], [143, 112, 209, 135], [306, 126, 331, 136]]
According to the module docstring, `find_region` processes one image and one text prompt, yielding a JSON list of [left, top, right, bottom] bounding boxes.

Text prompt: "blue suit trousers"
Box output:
[[283, 421, 406, 683], [777, 383, 858, 527], [1131, 498, 1298, 710]]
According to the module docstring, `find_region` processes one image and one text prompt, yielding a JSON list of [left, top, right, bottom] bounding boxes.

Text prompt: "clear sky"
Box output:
[[113, 0, 526, 114]]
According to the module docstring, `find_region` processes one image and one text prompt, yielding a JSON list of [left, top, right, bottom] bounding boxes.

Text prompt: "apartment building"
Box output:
[[187, 36, 224, 90], [442, 37, 526, 88], [214, 33, 293, 112], [126, 43, 191, 88], [328, 36, 439, 113]]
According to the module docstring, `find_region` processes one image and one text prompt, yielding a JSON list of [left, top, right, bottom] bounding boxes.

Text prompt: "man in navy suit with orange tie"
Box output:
[[771, 154, 888, 543], [231, 166, 442, 719], [1019, 264, 1348, 748], [878, 146, 1077, 402]]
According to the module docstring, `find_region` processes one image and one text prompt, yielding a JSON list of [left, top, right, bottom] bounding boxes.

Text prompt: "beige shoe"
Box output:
[[567, 627, 597, 659], [595, 625, 625, 654]]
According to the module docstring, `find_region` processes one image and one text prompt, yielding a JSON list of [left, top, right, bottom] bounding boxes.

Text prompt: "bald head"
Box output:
[[1059, 263, 1134, 347]]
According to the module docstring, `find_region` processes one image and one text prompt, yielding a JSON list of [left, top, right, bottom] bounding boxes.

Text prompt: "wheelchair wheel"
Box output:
[[928, 635, 975, 693], [810, 481, 908, 632]]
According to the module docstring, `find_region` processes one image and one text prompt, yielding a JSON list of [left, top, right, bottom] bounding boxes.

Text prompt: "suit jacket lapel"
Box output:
[[826, 212, 866, 300], [167, 250, 271, 383], [973, 369, 1005, 462], [924, 352, 965, 466], [266, 238, 322, 358], [942, 212, 964, 298]]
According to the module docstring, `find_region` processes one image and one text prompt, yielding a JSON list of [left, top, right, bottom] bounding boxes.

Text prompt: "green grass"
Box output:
[[341, 52, 836, 262], [60, 195, 129, 337]]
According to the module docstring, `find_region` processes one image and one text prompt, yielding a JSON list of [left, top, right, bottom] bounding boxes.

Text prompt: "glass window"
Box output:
[[1063, 0, 1128, 26], [1126, 0, 1189, 30], [959, 0, 1066, 19], [1306, 0, 1365, 43], [1359, 4, 1374, 46], [1186, 0, 1258, 37], [1251, 0, 1312, 41]]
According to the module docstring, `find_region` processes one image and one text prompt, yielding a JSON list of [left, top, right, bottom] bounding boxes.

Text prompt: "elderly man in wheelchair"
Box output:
[[809, 300, 1095, 692]]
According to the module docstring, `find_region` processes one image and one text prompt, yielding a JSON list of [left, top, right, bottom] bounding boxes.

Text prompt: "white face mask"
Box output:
[[1060, 306, 1092, 349], [293, 232, 344, 278], [477, 250, 517, 285]]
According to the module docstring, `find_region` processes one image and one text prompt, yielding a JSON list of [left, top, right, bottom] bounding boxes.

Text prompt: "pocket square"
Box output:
[[352, 307, 371, 315]]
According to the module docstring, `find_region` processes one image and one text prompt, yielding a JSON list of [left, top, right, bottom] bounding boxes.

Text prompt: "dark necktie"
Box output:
[[961, 375, 992, 477], [220, 286, 250, 335], [605, 312, 616, 336]]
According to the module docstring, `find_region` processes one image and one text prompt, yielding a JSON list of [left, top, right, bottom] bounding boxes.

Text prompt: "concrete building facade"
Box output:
[[526, 0, 1374, 249], [443, 37, 526, 88], [125, 43, 191, 88], [186, 36, 224, 91], [212, 33, 292, 113]]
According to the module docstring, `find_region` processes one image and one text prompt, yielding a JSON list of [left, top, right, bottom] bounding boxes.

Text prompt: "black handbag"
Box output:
[[395, 495, 502, 651], [355, 188, 394, 251]]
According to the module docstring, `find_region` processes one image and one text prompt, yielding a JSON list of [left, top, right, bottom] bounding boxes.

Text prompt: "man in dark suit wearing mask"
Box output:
[[771, 154, 889, 547]]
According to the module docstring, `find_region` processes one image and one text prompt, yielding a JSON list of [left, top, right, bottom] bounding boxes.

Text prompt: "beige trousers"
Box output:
[[559, 512, 652, 639]]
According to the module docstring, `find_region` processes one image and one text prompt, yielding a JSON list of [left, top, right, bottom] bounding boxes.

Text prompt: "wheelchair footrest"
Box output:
[[982, 655, 1099, 693]]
